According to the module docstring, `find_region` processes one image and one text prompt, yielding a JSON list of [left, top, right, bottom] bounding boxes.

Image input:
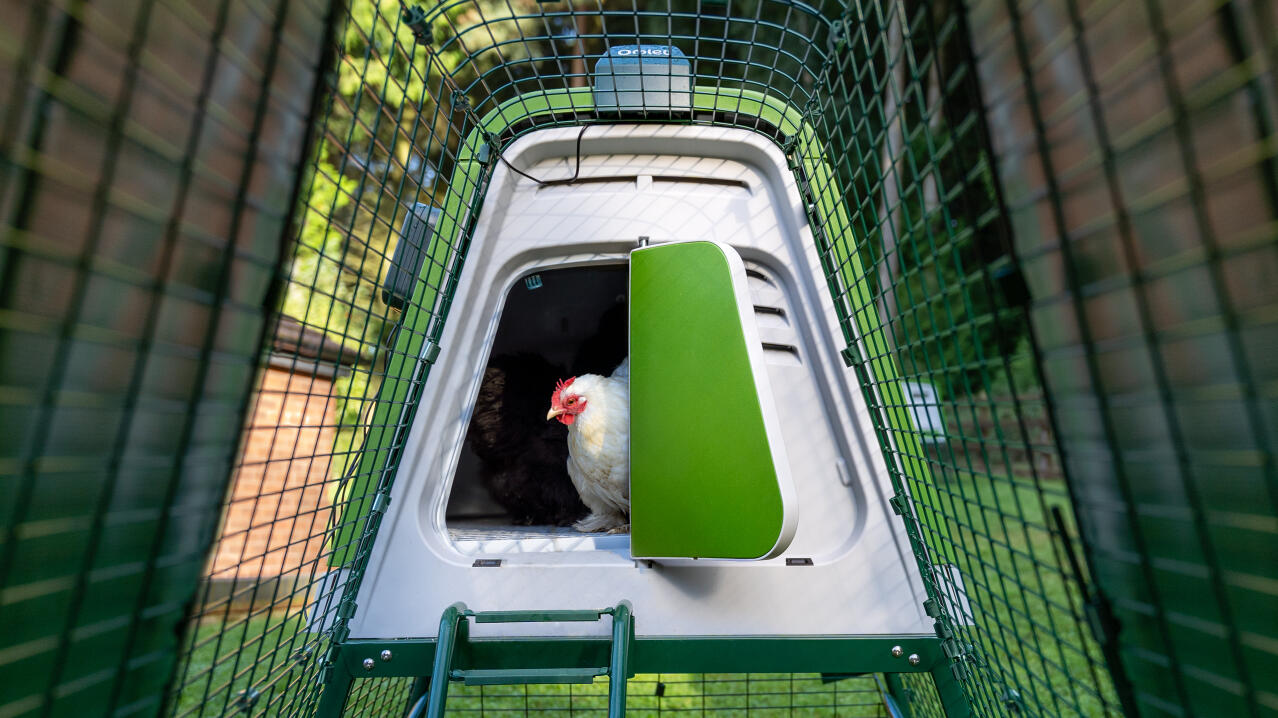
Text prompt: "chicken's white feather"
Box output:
[[559, 367, 630, 532], [609, 357, 630, 382]]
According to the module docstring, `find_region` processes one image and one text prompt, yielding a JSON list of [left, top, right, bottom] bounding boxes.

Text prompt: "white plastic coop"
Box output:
[[332, 124, 935, 641]]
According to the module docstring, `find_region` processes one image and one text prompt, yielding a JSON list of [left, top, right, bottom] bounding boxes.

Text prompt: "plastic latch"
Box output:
[[372, 493, 391, 515], [941, 638, 963, 659], [337, 598, 358, 621], [401, 5, 430, 43], [840, 345, 859, 368], [888, 494, 907, 515], [781, 135, 799, 166], [320, 646, 342, 681], [421, 340, 441, 364], [923, 598, 942, 618], [826, 18, 849, 54]]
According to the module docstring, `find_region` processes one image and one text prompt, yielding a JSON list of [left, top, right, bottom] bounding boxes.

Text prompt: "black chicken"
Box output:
[[466, 352, 588, 526]]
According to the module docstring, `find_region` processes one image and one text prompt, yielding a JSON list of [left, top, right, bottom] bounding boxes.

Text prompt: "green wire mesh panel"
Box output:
[[796, 4, 1126, 716], [0, 0, 332, 716], [351, 673, 904, 717], [6, 0, 1273, 717], [157, 0, 1123, 715], [966, 2, 1278, 716], [341, 677, 417, 717]]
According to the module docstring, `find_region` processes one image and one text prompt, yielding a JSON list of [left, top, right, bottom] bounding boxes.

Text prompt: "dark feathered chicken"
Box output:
[[466, 353, 587, 526]]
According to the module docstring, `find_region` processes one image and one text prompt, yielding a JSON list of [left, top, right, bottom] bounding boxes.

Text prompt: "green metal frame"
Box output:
[[316, 635, 967, 718]]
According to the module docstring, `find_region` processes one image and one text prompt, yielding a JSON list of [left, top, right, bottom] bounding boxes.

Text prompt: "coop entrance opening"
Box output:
[[446, 264, 628, 553]]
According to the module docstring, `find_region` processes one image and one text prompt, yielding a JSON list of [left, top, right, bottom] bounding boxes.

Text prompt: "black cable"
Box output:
[[400, 3, 591, 187], [496, 123, 591, 186]]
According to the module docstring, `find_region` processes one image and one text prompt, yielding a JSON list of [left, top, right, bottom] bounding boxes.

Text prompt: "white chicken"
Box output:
[[545, 358, 630, 533]]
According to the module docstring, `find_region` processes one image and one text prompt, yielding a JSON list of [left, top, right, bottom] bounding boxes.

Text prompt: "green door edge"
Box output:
[[327, 86, 943, 571], [629, 241, 798, 560]]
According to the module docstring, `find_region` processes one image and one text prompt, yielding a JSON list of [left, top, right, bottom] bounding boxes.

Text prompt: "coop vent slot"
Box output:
[[537, 175, 639, 188], [652, 176, 750, 191], [536, 175, 749, 191]]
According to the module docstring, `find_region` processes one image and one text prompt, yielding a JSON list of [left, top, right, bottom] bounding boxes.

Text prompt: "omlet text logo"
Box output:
[[612, 46, 673, 57]]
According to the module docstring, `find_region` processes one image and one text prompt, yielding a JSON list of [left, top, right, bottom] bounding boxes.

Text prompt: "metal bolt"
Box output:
[[890, 645, 903, 658], [362, 658, 375, 671], [908, 654, 921, 666], [381, 650, 393, 662]]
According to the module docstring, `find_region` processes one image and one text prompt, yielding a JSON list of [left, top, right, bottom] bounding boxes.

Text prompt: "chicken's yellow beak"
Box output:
[[546, 407, 565, 421]]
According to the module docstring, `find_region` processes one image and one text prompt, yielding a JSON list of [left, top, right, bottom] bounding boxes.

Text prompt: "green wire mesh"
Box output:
[[3, 0, 1275, 717], [162, 1, 1121, 715], [338, 674, 905, 718], [0, 0, 331, 715], [969, 2, 1278, 716]]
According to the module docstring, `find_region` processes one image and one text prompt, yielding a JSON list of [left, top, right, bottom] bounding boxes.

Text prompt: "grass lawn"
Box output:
[[441, 674, 894, 718], [908, 458, 1120, 717]]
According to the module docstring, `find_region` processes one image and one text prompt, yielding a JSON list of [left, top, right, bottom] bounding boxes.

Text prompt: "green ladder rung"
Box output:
[[471, 609, 612, 623], [450, 667, 608, 685], [426, 601, 633, 718]]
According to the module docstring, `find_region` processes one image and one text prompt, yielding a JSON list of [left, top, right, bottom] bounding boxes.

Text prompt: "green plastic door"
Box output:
[[629, 240, 798, 560]]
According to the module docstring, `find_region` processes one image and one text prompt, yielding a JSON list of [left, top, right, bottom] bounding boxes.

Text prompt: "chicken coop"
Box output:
[[2, 1, 1276, 718]]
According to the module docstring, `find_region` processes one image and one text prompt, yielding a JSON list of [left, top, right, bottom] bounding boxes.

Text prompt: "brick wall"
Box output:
[[208, 365, 337, 583]]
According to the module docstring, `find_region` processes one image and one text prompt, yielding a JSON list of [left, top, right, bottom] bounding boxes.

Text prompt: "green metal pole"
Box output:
[[882, 673, 914, 718], [607, 601, 633, 718], [315, 661, 354, 718], [425, 603, 468, 718], [929, 661, 973, 718]]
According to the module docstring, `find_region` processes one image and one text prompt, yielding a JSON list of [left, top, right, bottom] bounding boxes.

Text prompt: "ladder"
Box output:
[[424, 601, 635, 718]]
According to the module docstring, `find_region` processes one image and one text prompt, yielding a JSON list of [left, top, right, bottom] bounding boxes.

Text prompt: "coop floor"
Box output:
[[447, 517, 630, 555]]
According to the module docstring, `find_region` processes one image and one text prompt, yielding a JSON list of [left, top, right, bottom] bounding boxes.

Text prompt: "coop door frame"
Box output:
[[628, 239, 799, 560]]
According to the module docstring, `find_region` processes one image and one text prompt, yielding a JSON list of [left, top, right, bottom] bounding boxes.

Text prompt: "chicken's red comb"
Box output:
[[551, 376, 576, 403]]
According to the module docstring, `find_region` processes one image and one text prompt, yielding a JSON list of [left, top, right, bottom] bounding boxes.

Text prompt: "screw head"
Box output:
[[362, 658, 375, 671], [890, 645, 903, 658], [380, 649, 393, 662], [908, 654, 921, 666]]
